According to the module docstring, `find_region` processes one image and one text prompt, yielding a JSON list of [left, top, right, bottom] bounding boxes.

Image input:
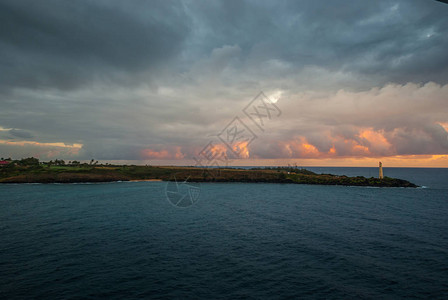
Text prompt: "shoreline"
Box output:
[[0, 180, 422, 188], [129, 179, 163, 182]]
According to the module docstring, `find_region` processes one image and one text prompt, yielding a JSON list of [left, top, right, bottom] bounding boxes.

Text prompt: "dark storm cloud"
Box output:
[[183, 0, 448, 87], [0, 0, 190, 90], [2, 0, 446, 93]]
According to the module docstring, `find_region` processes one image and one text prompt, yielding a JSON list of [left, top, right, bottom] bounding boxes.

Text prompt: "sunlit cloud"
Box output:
[[439, 122, 448, 132], [0, 139, 83, 159], [232, 141, 250, 159], [141, 146, 185, 160], [267, 90, 283, 104], [0, 140, 83, 149]]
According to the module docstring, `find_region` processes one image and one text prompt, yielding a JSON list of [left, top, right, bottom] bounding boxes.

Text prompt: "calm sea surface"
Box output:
[[1, 167, 447, 299]]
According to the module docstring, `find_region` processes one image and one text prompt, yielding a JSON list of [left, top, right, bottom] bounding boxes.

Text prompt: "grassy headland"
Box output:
[[0, 158, 418, 187]]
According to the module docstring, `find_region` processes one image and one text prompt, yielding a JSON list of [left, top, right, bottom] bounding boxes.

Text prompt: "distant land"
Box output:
[[0, 157, 418, 187]]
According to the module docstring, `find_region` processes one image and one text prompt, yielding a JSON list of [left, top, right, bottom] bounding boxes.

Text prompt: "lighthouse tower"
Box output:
[[379, 161, 384, 179]]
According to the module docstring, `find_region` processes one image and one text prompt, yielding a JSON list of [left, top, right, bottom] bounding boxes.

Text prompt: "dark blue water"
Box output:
[[1, 168, 447, 299]]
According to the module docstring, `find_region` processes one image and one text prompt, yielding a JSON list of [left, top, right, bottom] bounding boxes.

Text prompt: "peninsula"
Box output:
[[0, 158, 418, 187]]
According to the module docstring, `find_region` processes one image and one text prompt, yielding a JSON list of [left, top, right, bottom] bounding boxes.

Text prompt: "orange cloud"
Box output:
[[232, 141, 250, 158], [141, 146, 185, 160], [352, 144, 370, 155], [280, 137, 322, 158], [439, 122, 448, 132], [278, 135, 371, 159], [359, 129, 392, 151], [209, 143, 228, 158], [136, 123, 448, 168], [302, 141, 320, 156], [265, 127, 412, 160], [141, 149, 170, 159]]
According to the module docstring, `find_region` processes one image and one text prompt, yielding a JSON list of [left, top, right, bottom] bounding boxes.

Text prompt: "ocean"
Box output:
[[1, 167, 447, 299]]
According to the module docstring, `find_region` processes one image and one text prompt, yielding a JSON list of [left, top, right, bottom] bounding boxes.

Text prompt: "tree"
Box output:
[[18, 157, 40, 166], [54, 159, 65, 166]]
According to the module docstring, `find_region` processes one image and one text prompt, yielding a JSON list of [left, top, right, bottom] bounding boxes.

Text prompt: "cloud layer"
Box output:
[[0, 0, 447, 165]]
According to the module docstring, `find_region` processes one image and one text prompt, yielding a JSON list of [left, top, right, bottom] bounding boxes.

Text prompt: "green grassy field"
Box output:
[[0, 163, 418, 187]]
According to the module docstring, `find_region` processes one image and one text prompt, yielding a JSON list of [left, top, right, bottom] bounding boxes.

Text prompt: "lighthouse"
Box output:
[[379, 161, 384, 179]]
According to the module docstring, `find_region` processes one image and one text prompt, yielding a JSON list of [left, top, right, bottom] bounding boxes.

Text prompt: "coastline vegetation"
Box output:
[[0, 157, 418, 187]]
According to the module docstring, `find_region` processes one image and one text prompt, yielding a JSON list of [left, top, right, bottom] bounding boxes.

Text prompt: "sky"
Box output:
[[0, 0, 447, 167]]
